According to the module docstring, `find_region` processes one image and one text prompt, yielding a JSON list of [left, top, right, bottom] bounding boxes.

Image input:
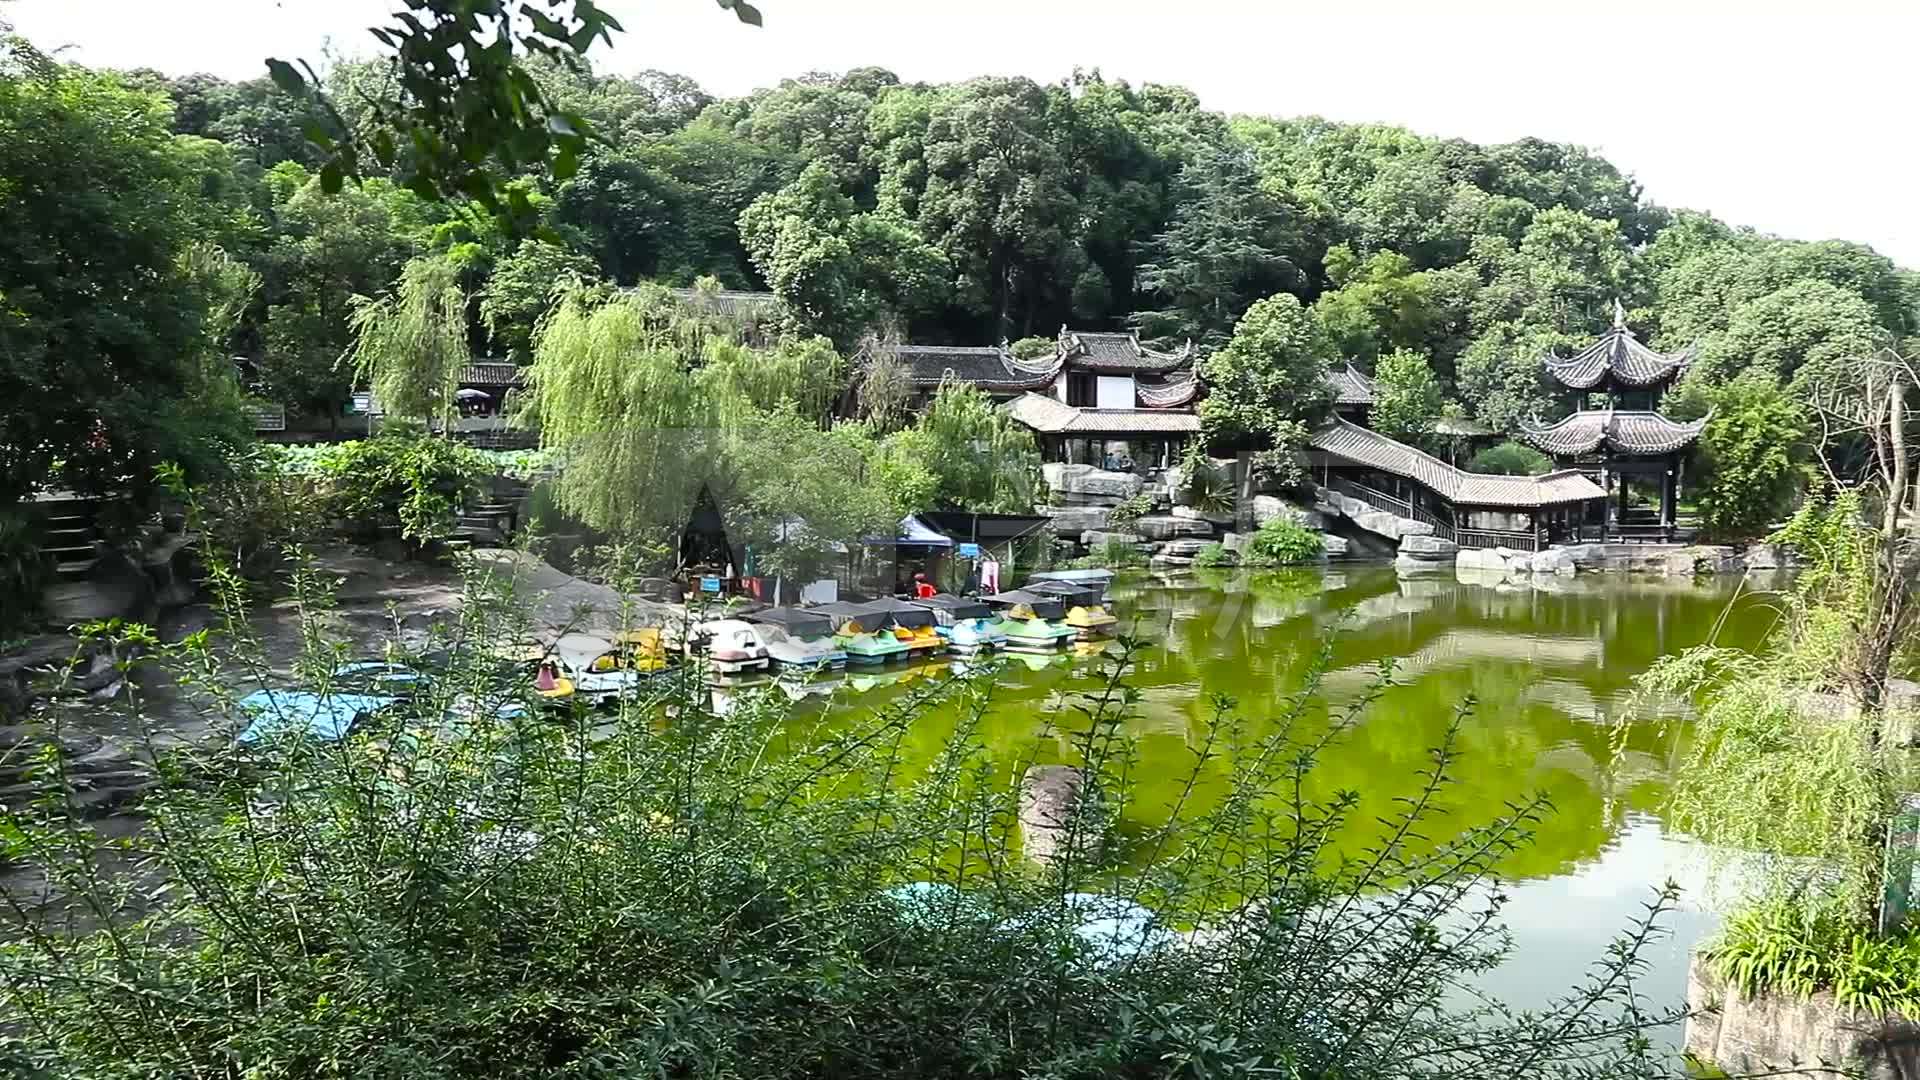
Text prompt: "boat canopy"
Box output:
[[554, 632, 617, 670], [913, 595, 992, 623], [862, 514, 954, 548], [983, 590, 1066, 619], [1030, 568, 1114, 596], [746, 606, 835, 639], [808, 601, 872, 631], [1024, 580, 1103, 607], [852, 597, 936, 629]]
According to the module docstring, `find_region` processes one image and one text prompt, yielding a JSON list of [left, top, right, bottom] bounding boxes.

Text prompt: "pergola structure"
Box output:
[[1519, 304, 1707, 542]]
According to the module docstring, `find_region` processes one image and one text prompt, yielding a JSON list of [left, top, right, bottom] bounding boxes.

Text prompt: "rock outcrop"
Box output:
[[1393, 534, 1458, 575], [1041, 463, 1144, 502]]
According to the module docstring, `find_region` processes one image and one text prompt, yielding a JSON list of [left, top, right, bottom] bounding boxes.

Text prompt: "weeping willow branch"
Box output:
[[347, 255, 470, 429]]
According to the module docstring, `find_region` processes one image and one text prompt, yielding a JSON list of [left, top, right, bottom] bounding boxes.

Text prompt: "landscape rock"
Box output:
[[1019, 764, 1096, 866], [1042, 463, 1144, 500], [1744, 542, 1799, 571], [1321, 534, 1350, 557], [1531, 547, 1578, 576], [1081, 530, 1146, 549], [1134, 514, 1215, 541], [1397, 535, 1459, 558], [1252, 495, 1324, 530], [1220, 532, 1249, 554], [1171, 505, 1235, 528], [1038, 505, 1112, 535]]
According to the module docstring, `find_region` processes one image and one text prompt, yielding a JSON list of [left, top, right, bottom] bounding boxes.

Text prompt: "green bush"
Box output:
[[1106, 490, 1153, 529], [1008, 335, 1055, 361], [1466, 440, 1552, 476], [1074, 536, 1146, 569], [1190, 541, 1232, 568], [312, 429, 492, 543], [0, 558, 1697, 1079], [1244, 517, 1324, 566]]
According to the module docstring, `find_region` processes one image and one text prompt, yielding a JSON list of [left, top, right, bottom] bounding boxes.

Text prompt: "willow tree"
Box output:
[[525, 284, 875, 572], [347, 255, 469, 428], [876, 380, 1042, 514]]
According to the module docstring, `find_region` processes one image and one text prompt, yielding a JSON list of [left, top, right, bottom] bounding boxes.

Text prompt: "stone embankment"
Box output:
[[1452, 541, 1801, 584], [1686, 954, 1920, 1079], [1040, 463, 1349, 568]]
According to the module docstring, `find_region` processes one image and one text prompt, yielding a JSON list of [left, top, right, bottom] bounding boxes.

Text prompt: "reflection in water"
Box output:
[[787, 565, 1778, 1011]]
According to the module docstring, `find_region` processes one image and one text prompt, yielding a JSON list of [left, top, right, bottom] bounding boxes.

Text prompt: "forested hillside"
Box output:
[[32, 53, 1920, 438]]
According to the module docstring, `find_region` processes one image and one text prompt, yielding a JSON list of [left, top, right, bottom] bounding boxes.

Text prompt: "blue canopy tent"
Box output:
[[858, 515, 954, 597]]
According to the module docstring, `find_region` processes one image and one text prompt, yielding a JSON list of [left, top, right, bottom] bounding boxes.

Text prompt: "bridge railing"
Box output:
[[1456, 527, 1542, 552]]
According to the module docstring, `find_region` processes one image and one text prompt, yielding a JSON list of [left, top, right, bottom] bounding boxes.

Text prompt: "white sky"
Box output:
[[11, 0, 1918, 268]]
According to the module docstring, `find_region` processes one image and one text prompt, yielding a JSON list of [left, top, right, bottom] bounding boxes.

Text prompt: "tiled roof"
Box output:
[[1004, 393, 1201, 435], [460, 362, 524, 387], [895, 344, 1061, 390], [1328, 362, 1375, 406], [1309, 419, 1605, 508], [1543, 303, 1694, 390], [670, 288, 782, 319], [1136, 369, 1201, 408], [1519, 409, 1709, 456], [1058, 328, 1193, 373]]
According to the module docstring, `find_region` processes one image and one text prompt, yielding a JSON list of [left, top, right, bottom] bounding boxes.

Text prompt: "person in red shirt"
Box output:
[[912, 572, 937, 599]]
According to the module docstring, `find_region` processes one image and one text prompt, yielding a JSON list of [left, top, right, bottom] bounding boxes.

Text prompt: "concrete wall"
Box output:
[[1096, 375, 1135, 410], [1686, 953, 1920, 1078]]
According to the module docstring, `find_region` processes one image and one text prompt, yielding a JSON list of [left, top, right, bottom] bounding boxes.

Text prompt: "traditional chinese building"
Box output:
[[897, 329, 1202, 471], [1518, 304, 1706, 541]]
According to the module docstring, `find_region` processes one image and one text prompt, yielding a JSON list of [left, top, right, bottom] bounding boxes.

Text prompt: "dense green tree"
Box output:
[[1692, 371, 1810, 540], [1311, 247, 1471, 372], [1466, 440, 1552, 476], [0, 56, 247, 502], [255, 167, 418, 414], [1369, 348, 1445, 445], [739, 161, 947, 346], [479, 238, 600, 361], [1455, 320, 1574, 431], [1693, 279, 1886, 389], [881, 77, 1081, 336], [1196, 294, 1336, 448], [1132, 145, 1301, 348]]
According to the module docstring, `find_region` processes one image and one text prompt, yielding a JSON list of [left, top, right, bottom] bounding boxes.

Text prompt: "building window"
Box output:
[[1066, 373, 1096, 407]]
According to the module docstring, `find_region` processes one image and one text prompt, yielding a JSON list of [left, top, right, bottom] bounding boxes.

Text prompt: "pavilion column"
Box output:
[[1660, 461, 1677, 540]]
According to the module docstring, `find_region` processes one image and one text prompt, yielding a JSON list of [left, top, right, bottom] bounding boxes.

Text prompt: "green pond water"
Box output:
[[759, 564, 1782, 1019]]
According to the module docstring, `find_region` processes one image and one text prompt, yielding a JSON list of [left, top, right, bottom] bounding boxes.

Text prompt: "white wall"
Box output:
[[1095, 375, 1135, 410]]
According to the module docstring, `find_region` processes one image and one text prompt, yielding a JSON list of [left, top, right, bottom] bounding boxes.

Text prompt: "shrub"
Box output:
[[1074, 535, 1146, 569], [1178, 451, 1236, 517], [1190, 541, 1232, 568], [1695, 371, 1810, 541], [1106, 490, 1152, 528], [0, 556, 1699, 1079], [1245, 517, 1324, 566], [1008, 334, 1055, 361], [1467, 440, 1552, 476], [312, 429, 492, 543]]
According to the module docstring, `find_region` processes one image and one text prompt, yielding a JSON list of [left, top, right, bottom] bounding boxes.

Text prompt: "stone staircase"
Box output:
[[1312, 486, 1458, 572], [35, 499, 103, 581]]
